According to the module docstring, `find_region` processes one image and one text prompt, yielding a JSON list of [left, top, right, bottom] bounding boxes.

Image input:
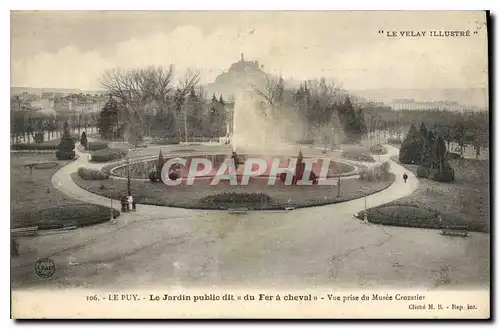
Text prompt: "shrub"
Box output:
[[399, 139, 423, 164], [34, 132, 44, 144], [156, 151, 165, 176], [56, 122, 75, 160], [56, 150, 76, 160], [90, 148, 127, 162], [80, 131, 88, 148], [168, 171, 179, 180], [428, 167, 455, 182], [148, 170, 158, 182], [85, 141, 108, 151], [77, 167, 109, 180]]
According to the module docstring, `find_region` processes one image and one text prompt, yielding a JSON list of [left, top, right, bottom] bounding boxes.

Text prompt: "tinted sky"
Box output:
[[11, 11, 488, 90]]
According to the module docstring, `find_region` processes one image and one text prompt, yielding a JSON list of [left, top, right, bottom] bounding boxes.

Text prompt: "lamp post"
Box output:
[[109, 181, 114, 222]]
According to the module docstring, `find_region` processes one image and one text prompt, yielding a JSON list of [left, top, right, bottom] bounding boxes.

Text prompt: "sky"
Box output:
[[11, 11, 489, 91]]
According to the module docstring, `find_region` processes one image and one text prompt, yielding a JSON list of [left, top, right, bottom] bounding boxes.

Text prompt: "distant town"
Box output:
[[11, 89, 108, 116], [11, 86, 487, 118]]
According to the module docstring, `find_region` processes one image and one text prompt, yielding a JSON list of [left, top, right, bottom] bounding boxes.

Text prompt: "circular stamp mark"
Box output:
[[35, 258, 55, 278]]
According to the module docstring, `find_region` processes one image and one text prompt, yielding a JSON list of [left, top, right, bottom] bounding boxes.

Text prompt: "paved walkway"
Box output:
[[11, 144, 489, 290]]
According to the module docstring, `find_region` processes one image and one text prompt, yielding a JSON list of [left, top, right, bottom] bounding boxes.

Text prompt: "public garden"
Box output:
[[10, 64, 490, 290]]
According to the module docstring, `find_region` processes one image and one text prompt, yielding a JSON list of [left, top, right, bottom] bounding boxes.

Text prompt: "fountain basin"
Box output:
[[109, 153, 358, 185]]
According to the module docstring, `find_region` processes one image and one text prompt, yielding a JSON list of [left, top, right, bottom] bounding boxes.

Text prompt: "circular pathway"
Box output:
[[10, 143, 490, 290]]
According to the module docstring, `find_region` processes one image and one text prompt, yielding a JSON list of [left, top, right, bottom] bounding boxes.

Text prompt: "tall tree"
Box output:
[[97, 95, 119, 140]]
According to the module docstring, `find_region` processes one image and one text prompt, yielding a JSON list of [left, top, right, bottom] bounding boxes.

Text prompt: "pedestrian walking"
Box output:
[[403, 172, 408, 183]]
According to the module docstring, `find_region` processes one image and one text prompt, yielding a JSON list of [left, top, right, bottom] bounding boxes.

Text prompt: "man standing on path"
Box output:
[[403, 172, 408, 183], [127, 194, 134, 212]]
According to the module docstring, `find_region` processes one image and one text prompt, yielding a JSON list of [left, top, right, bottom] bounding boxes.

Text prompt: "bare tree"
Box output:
[[314, 110, 343, 151], [307, 77, 342, 109], [100, 65, 175, 146], [254, 74, 285, 108], [364, 112, 382, 147], [176, 69, 201, 142], [178, 68, 201, 97]]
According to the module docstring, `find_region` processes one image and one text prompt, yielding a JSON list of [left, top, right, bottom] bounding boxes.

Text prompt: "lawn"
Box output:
[[72, 172, 395, 210], [11, 154, 118, 230], [361, 157, 490, 232]]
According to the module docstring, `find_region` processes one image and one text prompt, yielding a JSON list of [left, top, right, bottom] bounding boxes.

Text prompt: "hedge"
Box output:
[[200, 192, 271, 205], [11, 204, 120, 230], [85, 141, 108, 151], [357, 204, 466, 230], [77, 167, 109, 180], [417, 164, 455, 182], [150, 137, 180, 145], [12, 143, 58, 150], [90, 148, 128, 162]]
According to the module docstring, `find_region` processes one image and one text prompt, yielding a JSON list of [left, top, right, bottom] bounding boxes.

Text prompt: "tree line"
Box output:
[[364, 106, 489, 157], [10, 106, 99, 144], [96, 65, 370, 146]]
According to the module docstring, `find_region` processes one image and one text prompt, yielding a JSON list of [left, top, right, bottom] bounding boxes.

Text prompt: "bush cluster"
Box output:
[[11, 143, 58, 150], [359, 161, 391, 181], [90, 148, 127, 162], [201, 192, 271, 204], [417, 162, 455, 182], [85, 141, 108, 151], [77, 167, 109, 180]]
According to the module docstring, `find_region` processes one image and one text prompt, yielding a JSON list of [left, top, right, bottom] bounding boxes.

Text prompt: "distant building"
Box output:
[[206, 53, 268, 99], [54, 93, 106, 114]]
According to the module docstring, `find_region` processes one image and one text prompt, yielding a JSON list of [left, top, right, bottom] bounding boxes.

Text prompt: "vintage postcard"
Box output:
[[10, 10, 490, 319]]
